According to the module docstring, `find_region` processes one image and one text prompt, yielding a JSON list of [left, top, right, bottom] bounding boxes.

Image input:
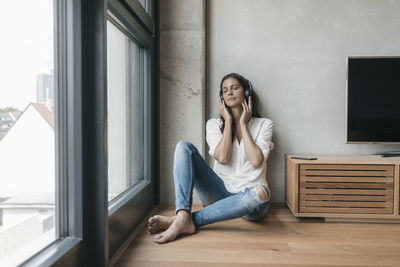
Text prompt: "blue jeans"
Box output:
[[173, 141, 271, 228]]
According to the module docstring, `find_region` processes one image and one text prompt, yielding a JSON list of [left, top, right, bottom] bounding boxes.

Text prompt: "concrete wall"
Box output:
[[159, 0, 206, 204], [207, 0, 400, 202]]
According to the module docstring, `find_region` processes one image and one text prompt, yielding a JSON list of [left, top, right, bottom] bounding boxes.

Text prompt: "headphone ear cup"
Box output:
[[244, 89, 249, 99], [245, 80, 253, 100], [219, 91, 223, 100]]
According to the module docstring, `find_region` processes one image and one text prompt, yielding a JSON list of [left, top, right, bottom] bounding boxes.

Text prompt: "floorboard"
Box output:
[[114, 204, 400, 267]]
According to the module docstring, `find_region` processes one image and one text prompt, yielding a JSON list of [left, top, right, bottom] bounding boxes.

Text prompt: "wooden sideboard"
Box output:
[[286, 154, 400, 222]]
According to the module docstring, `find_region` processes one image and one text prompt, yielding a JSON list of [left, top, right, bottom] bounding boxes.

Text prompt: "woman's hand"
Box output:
[[219, 99, 232, 122], [239, 96, 252, 126]]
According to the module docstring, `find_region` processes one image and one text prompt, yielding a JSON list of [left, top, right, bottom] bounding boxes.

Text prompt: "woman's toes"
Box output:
[[154, 236, 166, 244], [148, 225, 158, 233], [148, 215, 159, 224], [153, 234, 165, 243]]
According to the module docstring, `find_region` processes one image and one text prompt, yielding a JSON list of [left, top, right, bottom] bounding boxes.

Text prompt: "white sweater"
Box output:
[[206, 117, 274, 194]]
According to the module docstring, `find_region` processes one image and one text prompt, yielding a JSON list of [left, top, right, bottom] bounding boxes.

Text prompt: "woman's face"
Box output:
[[221, 77, 245, 108]]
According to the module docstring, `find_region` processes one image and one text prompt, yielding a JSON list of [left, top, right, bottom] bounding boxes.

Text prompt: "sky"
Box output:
[[0, 0, 53, 110]]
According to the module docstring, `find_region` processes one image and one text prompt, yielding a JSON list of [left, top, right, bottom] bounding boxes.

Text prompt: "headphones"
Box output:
[[219, 79, 253, 101]]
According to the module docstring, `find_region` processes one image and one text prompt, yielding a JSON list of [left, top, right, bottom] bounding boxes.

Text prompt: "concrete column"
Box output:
[[159, 0, 206, 204]]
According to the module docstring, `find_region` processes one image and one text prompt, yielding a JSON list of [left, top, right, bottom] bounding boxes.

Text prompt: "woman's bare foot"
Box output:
[[148, 215, 176, 233], [153, 210, 196, 244]]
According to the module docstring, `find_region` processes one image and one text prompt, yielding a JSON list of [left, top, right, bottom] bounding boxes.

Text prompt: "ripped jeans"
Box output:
[[173, 141, 272, 228]]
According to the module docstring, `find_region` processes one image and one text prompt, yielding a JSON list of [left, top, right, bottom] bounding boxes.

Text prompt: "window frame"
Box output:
[[122, 0, 154, 31], [20, 0, 83, 265]]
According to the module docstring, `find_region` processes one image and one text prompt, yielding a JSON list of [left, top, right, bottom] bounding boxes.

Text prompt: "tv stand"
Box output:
[[286, 154, 400, 223], [374, 151, 400, 157]]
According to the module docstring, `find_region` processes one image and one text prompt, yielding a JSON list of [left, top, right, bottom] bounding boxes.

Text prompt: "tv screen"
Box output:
[[347, 57, 400, 143]]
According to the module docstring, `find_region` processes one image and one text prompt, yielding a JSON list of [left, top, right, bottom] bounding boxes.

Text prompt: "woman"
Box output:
[[148, 73, 274, 244]]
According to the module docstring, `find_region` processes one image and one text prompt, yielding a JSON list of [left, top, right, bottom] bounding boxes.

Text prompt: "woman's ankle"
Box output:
[[176, 209, 191, 219]]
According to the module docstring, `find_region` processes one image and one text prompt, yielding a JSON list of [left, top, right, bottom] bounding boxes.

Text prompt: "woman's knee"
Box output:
[[253, 185, 271, 203], [174, 141, 197, 164], [175, 141, 196, 155], [240, 185, 271, 214]]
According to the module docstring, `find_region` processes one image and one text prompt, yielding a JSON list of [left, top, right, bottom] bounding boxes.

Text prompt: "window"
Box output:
[[107, 19, 145, 203], [0, 0, 157, 265], [0, 0, 57, 265]]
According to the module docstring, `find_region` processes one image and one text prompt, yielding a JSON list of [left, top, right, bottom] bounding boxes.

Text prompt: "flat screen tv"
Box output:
[[347, 57, 400, 143]]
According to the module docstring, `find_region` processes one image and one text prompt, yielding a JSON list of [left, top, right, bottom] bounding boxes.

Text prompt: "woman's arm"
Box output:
[[240, 122, 264, 168], [213, 101, 233, 164], [240, 97, 264, 168]]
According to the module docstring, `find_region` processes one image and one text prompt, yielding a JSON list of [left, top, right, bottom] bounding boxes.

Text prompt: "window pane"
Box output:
[[0, 0, 56, 265], [107, 20, 144, 202]]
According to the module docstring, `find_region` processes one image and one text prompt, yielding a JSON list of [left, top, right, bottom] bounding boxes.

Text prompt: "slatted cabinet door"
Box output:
[[299, 164, 394, 214]]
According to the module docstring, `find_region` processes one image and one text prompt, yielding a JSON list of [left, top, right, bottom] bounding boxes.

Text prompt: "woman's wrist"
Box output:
[[224, 117, 233, 124], [239, 120, 248, 129]]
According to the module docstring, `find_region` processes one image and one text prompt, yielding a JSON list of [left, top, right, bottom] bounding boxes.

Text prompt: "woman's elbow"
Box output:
[[214, 154, 230, 165], [218, 159, 228, 165], [218, 156, 230, 165]]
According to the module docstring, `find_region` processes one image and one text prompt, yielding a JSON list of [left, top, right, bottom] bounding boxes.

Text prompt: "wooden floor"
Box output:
[[114, 204, 400, 267]]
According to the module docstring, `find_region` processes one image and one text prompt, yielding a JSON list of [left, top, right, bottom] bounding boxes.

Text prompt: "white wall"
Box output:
[[207, 0, 400, 202]]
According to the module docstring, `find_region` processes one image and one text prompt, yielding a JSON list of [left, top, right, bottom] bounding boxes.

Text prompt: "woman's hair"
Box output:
[[219, 73, 261, 142]]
